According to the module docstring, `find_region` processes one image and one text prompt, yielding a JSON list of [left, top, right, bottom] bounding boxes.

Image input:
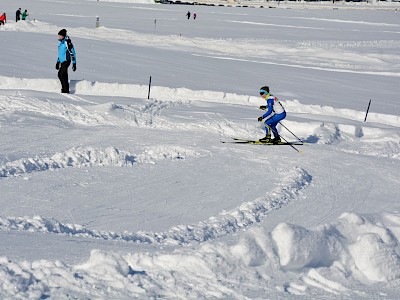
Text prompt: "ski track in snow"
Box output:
[[1, 20, 399, 73], [1, 3, 400, 298], [1, 81, 399, 161], [0, 167, 311, 245]]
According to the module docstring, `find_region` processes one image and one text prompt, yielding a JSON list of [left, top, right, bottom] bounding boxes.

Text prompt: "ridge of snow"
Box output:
[[0, 145, 202, 179], [0, 167, 312, 245], [1, 76, 399, 128], [2, 211, 400, 298], [0, 147, 136, 178]]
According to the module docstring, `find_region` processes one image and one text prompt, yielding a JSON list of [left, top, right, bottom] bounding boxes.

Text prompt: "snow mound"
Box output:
[[0, 147, 136, 178], [136, 145, 202, 164], [272, 212, 400, 282], [2, 212, 400, 298], [0, 167, 311, 245], [281, 119, 400, 159]]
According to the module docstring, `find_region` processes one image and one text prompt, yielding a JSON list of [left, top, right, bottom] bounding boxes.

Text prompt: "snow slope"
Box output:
[[0, 0, 400, 298]]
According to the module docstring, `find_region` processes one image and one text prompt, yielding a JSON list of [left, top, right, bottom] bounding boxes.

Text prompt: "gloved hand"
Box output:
[[55, 62, 60, 70], [259, 105, 267, 110], [258, 116, 263, 122], [72, 63, 77, 72]]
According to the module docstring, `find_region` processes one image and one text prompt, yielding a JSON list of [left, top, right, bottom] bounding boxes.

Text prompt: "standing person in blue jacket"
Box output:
[[56, 29, 77, 94], [257, 86, 286, 144]]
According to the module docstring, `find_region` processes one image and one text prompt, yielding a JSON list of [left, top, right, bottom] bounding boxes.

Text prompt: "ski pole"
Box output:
[[279, 122, 305, 144], [280, 135, 302, 154]]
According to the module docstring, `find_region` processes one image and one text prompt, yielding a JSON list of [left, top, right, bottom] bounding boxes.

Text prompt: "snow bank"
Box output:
[[271, 212, 400, 282], [280, 118, 400, 159], [0, 167, 311, 245], [0, 145, 202, 179], [0, 147, 136, 178], [2, 211, 400, 298], [0, 75, 262, 107], [1, 76, 399, 128]]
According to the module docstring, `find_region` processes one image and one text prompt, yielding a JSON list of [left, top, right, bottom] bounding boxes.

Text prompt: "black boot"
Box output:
[[272, 136, 282, 144]]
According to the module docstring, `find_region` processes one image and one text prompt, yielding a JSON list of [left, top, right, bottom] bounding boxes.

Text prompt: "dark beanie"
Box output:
[[260, 86, 269, 93], [58, 29, 67, 37]]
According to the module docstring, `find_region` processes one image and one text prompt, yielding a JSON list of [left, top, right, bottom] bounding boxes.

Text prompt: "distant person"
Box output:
[[21, 10, 29, 21], [0, 13, 6, 26], [186, 11, 191, 20], [257, 86, 286, 144], [193, 12, 197, 20], [16, 8, 21, 22], [55, 29, 77, 94]]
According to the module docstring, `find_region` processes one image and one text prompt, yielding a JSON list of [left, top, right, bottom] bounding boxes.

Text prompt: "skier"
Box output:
[[21, 10, 29, 21], [0, 13, 6, 26], [55, 29, 77, 94], [186, 11, 191, 20], [193, 12, 197, 20], [16, 8, 21, 22], [257, 86, 286, 144]]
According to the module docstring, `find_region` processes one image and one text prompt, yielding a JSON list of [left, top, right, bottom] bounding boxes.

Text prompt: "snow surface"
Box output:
[[0, 0, 400, 298]]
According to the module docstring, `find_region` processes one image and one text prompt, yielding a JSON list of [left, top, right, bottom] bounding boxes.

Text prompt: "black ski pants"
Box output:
[[58, 61, 71, 93]]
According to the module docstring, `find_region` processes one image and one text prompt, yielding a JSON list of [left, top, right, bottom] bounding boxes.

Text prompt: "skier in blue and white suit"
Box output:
[[257, 86, 286, 144], [56, 29, 77, 93]]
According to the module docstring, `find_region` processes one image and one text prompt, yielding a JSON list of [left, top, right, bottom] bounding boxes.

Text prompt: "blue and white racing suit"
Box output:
[[261, 95, 286, 137]]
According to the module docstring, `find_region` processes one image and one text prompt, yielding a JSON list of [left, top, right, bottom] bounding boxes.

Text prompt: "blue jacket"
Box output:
[[58, 36, 76, 64]]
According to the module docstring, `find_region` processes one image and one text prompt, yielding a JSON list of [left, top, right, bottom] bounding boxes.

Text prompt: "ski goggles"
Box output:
[[259, 89, 269, 96]]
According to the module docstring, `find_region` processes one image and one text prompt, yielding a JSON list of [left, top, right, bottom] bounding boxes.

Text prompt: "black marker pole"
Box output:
[[364, 99, 371, 122], [148, 76, 152, 100]]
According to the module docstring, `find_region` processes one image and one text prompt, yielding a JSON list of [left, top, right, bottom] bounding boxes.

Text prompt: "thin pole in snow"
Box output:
[[364, 99, 372, 122], [148, 76, 152, 100], [280, 135, 302, 154], [279, 121, 305, 144], [154, 19, 157, 35]]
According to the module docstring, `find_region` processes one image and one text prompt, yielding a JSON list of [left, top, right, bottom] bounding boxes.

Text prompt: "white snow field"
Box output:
[[1, 0, 400, 298]]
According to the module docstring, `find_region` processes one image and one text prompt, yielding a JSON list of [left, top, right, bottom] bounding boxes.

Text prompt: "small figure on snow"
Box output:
[[186, 11, 191, 20], [16, 8, 21, 22], [193, 12, 197, 20], [21, 10, 29, 21], [55, 29, 77, 94], [0, 13, 6, 26], [257, 86, 286, 144]]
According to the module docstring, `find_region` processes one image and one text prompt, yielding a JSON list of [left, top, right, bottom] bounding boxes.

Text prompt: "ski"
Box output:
[[221, 139, 303, 145]]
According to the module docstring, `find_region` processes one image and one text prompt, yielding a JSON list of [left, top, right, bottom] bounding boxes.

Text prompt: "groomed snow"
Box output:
[[0, 0, 399, 298]]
